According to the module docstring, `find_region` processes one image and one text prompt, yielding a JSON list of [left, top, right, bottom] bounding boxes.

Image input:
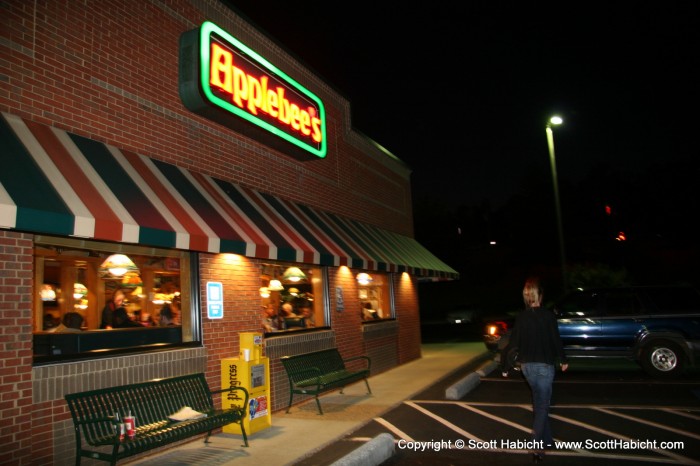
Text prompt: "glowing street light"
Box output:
[[546, 116, 567, 290]]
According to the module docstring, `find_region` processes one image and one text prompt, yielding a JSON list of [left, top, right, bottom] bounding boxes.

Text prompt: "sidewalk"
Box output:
[[127, 342, 488, 466]]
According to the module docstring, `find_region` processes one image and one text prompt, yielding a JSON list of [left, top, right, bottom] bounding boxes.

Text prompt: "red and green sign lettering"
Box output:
[[180, 22, 327, 159]]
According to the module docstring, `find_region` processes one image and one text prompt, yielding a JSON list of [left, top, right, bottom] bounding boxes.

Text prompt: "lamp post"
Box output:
[[546, 116, 566, 290]]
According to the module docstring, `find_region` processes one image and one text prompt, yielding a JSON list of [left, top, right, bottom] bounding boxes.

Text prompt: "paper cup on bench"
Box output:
[[124, 415, 135, 440]]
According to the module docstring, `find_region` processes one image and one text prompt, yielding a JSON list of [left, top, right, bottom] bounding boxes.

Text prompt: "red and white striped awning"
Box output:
[[0, 112, 457, 279]]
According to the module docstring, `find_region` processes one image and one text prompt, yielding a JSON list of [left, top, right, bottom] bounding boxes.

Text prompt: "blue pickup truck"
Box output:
[[484, 286, 700, 378]]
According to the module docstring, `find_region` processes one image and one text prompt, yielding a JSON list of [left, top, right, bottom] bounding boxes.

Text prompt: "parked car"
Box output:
[[446, 305, 483, 325], [483, 286, 700, 378]]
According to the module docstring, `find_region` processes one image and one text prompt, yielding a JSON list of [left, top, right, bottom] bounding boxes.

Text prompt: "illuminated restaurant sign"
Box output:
[[179, 21, 327, 159]]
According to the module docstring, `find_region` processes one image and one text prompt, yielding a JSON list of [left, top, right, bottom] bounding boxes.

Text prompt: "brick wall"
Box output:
[[0, 0, 414, 236], [0, 231, 33, 465], [394, 273, 423, 364], [363, 321, 400, 374]]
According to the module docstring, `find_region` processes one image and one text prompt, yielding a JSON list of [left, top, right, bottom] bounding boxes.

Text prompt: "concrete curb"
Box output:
[[329, 433, 395, 466], [445, 359, 498, 400]]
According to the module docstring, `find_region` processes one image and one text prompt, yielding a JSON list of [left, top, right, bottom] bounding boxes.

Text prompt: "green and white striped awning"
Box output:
[[0, 112, 458, 279]]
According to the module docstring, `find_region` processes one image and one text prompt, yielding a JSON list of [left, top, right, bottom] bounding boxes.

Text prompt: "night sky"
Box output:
[[225, 1, 698, 209], [222, 1, 700, 297]]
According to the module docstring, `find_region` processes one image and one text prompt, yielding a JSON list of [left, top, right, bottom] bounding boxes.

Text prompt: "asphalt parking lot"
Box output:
[[299, 335, 700, 466]]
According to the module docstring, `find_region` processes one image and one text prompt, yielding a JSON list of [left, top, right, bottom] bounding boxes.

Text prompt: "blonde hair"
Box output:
[[522, 278, 543, 308], [113, 289, 125, 302]]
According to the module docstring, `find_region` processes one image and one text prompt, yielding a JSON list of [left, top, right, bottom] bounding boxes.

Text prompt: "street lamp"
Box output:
[[546, 116, 566, 290]]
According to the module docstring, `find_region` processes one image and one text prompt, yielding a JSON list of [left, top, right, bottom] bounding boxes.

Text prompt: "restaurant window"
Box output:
[[358, 272, 393, 321], [260, 262, 327, 334], [33, 236, 197, 363]]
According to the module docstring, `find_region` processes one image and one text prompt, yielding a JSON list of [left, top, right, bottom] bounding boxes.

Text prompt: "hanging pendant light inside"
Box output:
[[99, 254, 139, 278], [268, 279, 284, 291], [73, 283, 88, 299], [283, 266, 306, 282], [356, 272, 373, 285], [40, 284, 57, 301]]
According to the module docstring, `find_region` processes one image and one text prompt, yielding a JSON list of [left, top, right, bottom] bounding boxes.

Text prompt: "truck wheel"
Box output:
[[641, 340, 684, 378]]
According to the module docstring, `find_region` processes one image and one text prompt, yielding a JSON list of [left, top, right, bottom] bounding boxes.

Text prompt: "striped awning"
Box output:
[[0, 112, 457, 279]]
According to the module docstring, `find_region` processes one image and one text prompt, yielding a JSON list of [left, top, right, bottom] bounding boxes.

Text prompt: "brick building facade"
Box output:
[[0, 1, 456, 464]]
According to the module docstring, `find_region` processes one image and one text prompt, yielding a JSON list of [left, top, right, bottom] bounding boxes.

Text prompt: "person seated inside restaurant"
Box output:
[[362, 302, 379, 320], [43, 313, 60, 330], [159, 304, 178, 326], [299, 304, 315, 327], [280, 302, 305, 329], [49, 312, 84, 333], [279, 302, 295, 317], [261, 303, 279, 333]]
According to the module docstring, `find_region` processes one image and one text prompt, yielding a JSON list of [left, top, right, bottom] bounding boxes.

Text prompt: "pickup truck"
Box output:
[[484, 286, 700, 378]]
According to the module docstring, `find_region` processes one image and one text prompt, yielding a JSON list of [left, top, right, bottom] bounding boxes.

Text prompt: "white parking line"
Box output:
[[407, 400, 700, 465], [373, 416, 414, 443], [660, 408, 700, 421], [595, 407, 700, 441]]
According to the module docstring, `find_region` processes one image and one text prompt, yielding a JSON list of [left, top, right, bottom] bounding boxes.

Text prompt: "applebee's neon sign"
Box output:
[[180, 21, 327, 158]]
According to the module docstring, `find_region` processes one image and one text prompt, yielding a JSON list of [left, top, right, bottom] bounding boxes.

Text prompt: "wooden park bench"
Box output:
[[64, 373, 249, 465], [280, 348, 371, 414]]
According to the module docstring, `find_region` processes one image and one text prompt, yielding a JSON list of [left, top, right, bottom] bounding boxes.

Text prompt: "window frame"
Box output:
[[32, 235, 201, 365]]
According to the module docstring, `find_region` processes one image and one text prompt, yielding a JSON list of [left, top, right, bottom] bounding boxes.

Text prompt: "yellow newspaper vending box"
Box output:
[[221, 333, 271, 435]]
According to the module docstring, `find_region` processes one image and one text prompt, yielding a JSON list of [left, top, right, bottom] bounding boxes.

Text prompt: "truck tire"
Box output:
[[640, 339, 684, 378]]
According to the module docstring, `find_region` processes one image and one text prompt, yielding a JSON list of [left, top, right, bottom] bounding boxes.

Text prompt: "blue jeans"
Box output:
[[521, 362, 555, 449]]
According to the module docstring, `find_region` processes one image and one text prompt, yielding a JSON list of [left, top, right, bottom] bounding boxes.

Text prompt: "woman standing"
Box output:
[[501, 278, 568, 463]]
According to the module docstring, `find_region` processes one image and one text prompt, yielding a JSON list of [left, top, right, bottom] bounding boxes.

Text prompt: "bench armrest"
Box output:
[[210, 385, 250, 406], [74, 415, 117, 426], [343, 355, 371, 371], [72, 415, 124, 447]]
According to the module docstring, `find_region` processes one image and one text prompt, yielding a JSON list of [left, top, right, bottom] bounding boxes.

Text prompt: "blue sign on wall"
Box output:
[[207, 282, 223, 319]]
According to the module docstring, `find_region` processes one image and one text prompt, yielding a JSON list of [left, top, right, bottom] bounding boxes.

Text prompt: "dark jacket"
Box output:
[[501, 306, 567, 372], [101, 303, 141, 329]]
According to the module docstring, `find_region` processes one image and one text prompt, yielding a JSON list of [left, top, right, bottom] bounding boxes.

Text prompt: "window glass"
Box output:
[[260, 263, 326, 334], [358, 272, 392, 321], [554, 290, 601, 318], [604, 291, 640, 316], [644, 287, 700, 314], [33, 236, 195, 362]]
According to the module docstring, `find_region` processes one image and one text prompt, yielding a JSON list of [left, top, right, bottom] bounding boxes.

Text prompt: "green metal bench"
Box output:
[[280, 348, 371, 414], [64, 373, 249, 465]]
